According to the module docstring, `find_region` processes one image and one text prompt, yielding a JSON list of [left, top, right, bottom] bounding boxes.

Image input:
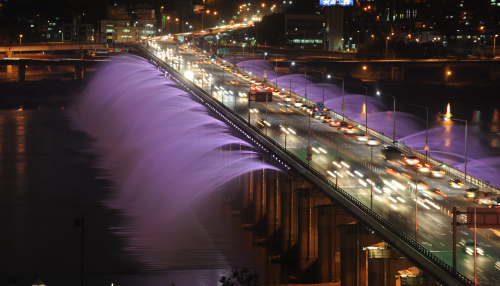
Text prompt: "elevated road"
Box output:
[[0, 42, 115, 53], [134, 43, 500, 285]]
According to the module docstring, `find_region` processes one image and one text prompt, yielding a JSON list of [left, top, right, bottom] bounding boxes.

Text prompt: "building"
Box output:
[[100, 5, 157, 43], [285, 14, 327, 49], [159, 8, 179, 36]]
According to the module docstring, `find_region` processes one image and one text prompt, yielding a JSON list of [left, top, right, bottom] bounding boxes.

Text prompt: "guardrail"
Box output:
[[208, 48, 500, 196], [137, 43, 473, 286]]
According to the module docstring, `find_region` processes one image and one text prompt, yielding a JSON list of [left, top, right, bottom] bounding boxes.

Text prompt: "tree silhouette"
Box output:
[[219, 269, 260, 286]]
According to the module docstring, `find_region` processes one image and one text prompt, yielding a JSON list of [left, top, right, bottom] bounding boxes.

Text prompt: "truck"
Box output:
[[312, 102, 327, 118]]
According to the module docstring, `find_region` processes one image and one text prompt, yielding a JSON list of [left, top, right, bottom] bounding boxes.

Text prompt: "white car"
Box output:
[[463, 241, 483, 256], [366, 138, 379, 145], [356, 134, 368, 142], [430, 168, 445, 178]]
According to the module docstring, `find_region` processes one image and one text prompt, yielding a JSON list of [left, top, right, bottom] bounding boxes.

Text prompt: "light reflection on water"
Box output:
[[0, 110, 282, 286]]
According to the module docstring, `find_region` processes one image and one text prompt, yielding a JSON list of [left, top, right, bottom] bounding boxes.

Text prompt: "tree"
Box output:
[[219, 269, 260, 286]]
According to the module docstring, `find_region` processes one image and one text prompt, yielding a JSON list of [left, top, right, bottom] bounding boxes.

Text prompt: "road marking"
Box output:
[[439, 242, 445, 246], [428, 235, 434, 238], [486, 254, 492, 258]]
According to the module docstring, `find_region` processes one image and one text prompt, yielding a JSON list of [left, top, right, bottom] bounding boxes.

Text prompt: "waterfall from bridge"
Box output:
[[72, 54, 278, 269]]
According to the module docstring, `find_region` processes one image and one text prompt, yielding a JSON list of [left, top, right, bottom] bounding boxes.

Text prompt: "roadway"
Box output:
[[155, 44, 500, 285]]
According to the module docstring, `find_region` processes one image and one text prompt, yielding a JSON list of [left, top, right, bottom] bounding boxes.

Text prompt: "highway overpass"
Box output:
[[128, 42, 500, 285]]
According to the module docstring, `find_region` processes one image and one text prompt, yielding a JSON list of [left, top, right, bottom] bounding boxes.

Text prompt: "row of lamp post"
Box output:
[[186, 44, 475, 285]]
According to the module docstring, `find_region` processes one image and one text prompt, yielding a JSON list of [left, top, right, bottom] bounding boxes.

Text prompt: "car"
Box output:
[[404, 155, 420, 166], [330, 121, 341, 127], [356, 134, 368, 141], [249, 79, 257, 83], [449, 179, 465, 189], [344, 126, 357, 134], [429, 188, 448, 198], [293, 101, 303, 107], [430, 168, 445, 178], [366, 138, 379, 145], [478, 198, 495, 205], [417, 163, 431, 173], [230, 80, 240, 85], [323, 116, 333, 123], [463, 241, 484, 256], [464, 188, 476, 197]]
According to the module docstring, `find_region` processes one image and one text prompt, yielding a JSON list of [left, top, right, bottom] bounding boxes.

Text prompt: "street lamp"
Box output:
[[494, 34, 498, 56], [341, 38, 344, 51], [410, 104, 429, 162], [19, 34, 23, 45], [330, 76, 345, 120], [386, 37, 390, 59], [313, 70, 326, 103], [451, 118, 468, 181], [242, 44, 245, 70], [377, 91, 396, 144], [291, 62, 307, 98]]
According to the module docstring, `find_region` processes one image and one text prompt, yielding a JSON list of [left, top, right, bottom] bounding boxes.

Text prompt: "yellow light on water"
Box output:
[[445, 103, 452, 118]]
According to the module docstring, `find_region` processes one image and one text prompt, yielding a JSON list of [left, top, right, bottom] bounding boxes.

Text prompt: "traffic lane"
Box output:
[[180, 48, 500, 274]]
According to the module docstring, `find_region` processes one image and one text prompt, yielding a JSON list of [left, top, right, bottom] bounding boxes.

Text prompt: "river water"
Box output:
[[0, 109, 286, 286]]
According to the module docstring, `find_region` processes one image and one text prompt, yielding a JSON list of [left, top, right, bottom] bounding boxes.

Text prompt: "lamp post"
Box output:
[[242, 44, 245, 70], [19, 34, 22, 45], [289, 62, 293, 93], [370, 145, 373, 209], [252, 47, 255, 68], [386, 37, 389, 59], [275, 59, 279, 88], [291, 62, 307, 98], [494, 34, 498, 56], [451, 118, 468, 181], [341, 38, 344, 51], [331, 76, 345, 120], [414, 171, 418, 242], [313, 70, 326, 103], [410, 104, 429, 162], [377, 91, 396, 144]]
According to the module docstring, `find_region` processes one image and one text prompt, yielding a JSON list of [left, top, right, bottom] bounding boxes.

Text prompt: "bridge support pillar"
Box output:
[[280, 176, 293, 252], [265, 169, 278, 237], [297, 187, 331, 273], [298, 189, 311, 272], [75, 65, 83, 80], [317, 205, 356, 284], [253, 169, 264, 223], [17, 65, 25, 82], [242, 172, 251, 210], [391, 67, 404, 82], [6, 51, 13, 74]]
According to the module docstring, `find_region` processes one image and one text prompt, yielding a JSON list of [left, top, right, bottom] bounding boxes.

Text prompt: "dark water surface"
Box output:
[[0, 110, 283, 286]]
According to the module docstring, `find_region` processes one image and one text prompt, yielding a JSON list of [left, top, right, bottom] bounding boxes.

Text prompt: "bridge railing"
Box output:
[[210, 48, 500, 195], [138, 43, 473, 286]]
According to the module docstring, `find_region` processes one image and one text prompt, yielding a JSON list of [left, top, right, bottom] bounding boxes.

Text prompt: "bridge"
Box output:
[[0, 42, 114, 53], [128, 42, 500, 286], [0, 58, 107, 81]]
